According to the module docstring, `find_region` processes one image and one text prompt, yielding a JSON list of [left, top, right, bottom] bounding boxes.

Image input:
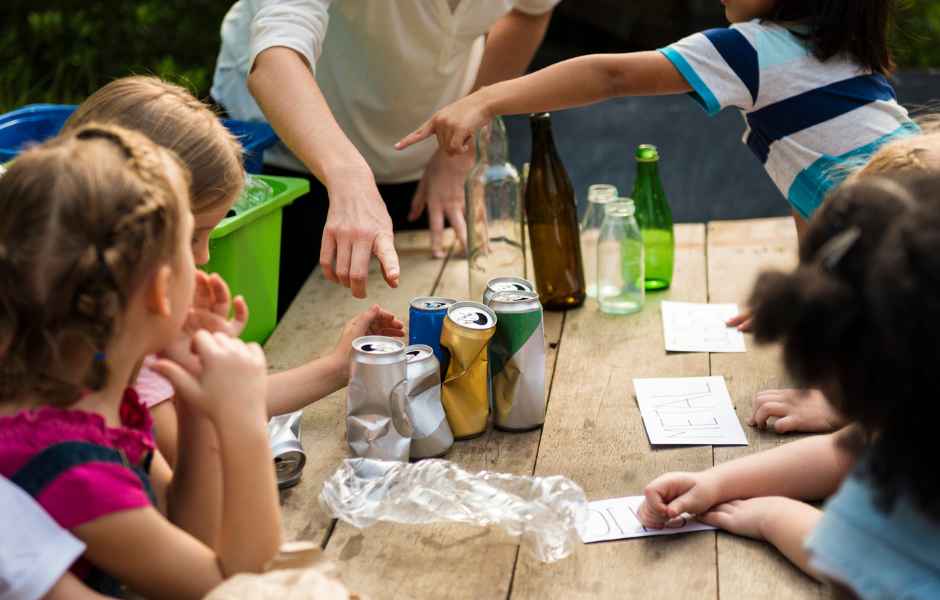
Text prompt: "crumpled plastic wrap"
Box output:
[[319, 458, 588, 563], [231, 173, 274, 215]]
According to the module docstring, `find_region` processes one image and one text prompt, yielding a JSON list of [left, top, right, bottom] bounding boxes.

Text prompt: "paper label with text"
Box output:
[[580, 495, 715, 543], [661, 301, 746, 353], [634, 376, 748, 446]]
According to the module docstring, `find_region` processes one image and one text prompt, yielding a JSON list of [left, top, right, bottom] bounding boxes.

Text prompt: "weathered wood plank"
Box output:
[[706, 218, 829, 600], [265, 229, 454, 545], [511, 224, 718, 600], [324, 245, 566, 600]]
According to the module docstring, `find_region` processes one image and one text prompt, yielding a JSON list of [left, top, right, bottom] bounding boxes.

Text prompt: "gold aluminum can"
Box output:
[[440, 301, 497, 439]]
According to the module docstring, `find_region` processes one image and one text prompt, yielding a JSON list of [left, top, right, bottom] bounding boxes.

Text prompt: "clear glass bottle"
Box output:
[[466, 116, 526, 301], [630, 144, 674, 290], [580, 184, 618, 298], [597, 199, 645, 314], [526, 113, 585, 310]]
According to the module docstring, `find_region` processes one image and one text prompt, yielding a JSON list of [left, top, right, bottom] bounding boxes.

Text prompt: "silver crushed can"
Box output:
[[487, 290, 546, 431], [347, 336, 412, 462], [483, 276, 536, 304], [268, 410, 306, 489], [404, 345, 454, 459]]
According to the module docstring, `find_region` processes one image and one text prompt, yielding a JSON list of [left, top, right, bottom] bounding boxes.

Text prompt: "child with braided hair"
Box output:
[[0, 125, 281, 600], [61, 77, 405, 466]]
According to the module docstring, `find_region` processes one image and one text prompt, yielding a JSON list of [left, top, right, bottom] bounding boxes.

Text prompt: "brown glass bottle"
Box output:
[[525, 113, 585, 310]]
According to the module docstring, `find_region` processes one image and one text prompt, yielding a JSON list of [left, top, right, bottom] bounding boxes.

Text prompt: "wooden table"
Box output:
[[265, 217, 830, 600]]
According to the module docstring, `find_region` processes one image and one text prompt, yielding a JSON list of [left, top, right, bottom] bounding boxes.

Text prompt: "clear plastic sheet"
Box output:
[[231, 173, 274, 215], [319, 458, 588, 563]]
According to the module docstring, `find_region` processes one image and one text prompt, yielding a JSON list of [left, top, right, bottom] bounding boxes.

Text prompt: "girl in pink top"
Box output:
[[0, 125, 281, 599]]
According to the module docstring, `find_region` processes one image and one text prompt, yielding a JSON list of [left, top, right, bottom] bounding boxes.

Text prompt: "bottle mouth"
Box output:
[[588, 184, 618, 204], [529, 113, 551, 123], [636, 144, 659, 161], [605, 199, 636, 217]]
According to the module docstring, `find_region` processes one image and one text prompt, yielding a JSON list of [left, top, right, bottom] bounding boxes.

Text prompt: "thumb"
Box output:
[[150, 358, 200, 402], [395, 120, 436, 151], [667, 485, 711, 518], [349, 305, 381, 336]]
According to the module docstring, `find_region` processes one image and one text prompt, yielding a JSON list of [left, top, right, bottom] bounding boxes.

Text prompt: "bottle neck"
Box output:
[[478, 116, 510, 164], [636, 159, 660, 178]]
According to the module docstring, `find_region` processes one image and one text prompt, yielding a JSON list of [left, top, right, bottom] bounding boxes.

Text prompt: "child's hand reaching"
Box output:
[[749, 389, 846, 433], [395, 92, 493, 157], [153, 330, 268, 422], [329, 305, 404, 374], [158, 271, 249, 376], [636, 471, 721, 528]]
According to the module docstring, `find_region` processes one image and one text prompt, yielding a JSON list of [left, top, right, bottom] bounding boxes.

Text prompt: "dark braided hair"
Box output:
[[0, 124, 189, 404], [749, 173, 940, 518]]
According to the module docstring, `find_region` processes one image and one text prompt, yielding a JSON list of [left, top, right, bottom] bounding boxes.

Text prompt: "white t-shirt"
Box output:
[[0, 476, 86, 600], [212, 0, 560, 183]]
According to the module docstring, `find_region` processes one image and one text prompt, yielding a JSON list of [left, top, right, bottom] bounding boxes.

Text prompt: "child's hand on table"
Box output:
[[696, 497, 793, 540], [725, 309, 754, 331], [159, 271, 249, 377], [395, 92, 493, 157], [636, 471, 722, 528], [749, 389, 846, 433], [329, 304, 405, 375]]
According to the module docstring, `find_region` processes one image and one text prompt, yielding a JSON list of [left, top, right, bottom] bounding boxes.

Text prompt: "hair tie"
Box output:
[[812, 227, 862, 274], [93, 352, 106, 361]]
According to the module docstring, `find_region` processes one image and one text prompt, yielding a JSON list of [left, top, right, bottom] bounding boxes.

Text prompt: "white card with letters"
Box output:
[[580, 495, 715, 543], [661, 301, 746, 353], [634, 376, 748, 446]]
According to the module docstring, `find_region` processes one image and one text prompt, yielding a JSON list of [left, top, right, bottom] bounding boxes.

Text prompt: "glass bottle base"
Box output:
[[644, 279, 671, 290], [599, 300, 644, 314]]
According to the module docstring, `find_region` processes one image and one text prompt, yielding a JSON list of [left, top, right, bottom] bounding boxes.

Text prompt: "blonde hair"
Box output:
[[0, 125, 189, 403], [852, 118, 940, 182], [61, 76, 243, 216]]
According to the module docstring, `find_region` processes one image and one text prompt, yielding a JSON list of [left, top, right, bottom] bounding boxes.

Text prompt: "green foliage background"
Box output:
[[1, 0, 939, 115]]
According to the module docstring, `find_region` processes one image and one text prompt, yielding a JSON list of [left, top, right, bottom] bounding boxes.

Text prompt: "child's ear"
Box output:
[[145, 265, 174, 316]]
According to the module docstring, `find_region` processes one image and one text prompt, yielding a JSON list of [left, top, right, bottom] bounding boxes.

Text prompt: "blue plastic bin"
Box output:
[[0, 104, 278, 173]]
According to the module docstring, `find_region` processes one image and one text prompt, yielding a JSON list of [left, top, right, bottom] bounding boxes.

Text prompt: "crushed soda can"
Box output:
[[440, 301, 497, 439], [483, 276, 535, 304], [404, 344, 454, 459], [268, 411, 306, 489]]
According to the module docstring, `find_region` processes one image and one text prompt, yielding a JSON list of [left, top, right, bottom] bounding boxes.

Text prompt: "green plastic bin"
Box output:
[[204, 175, 309, 345]]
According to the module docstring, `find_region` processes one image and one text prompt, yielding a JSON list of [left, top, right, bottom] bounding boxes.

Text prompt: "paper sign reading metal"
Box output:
[[580, 495, 715, 543], [633, 376, 749, 446], [660, 301, 746, 353]]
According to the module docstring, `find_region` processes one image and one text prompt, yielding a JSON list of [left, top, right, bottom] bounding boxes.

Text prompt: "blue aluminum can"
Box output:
[[409, 297, 457, 362]]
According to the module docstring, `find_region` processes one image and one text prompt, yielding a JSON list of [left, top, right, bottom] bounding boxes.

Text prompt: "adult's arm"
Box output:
[[247, 48, 398, 299]]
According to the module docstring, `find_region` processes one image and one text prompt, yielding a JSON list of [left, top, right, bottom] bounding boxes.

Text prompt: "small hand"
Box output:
[[749, 389, 846, 433], [636, 471, 721, 528], [725, 310, 754, 332], [696, 497, 796, 540], [329, 305, 405, 377], [158, 271, 249, 376], [321, 170, 400, 299], [395, 92, 493, 157], [409, 148, 473, 258], [152, 330, 268, 421]]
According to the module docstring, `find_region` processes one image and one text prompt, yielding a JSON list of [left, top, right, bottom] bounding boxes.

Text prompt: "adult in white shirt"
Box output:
[[213, 0, 559, 300]]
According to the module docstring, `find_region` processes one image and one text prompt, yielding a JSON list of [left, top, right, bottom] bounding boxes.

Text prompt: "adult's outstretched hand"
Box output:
[[320, 170, 399, 298]]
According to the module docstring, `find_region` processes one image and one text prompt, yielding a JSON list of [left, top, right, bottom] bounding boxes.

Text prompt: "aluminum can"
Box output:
[[487, 291, 546, 430], [268, 410, 306, 489], [440, 301, 497, 439], [404, 344, 454, 459], [483, 276, 535, 304], [409, 297, 457, 363], [346, 336, 412, 462]]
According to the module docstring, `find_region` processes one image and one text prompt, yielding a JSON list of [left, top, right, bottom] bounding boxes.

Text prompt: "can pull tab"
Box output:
[[389, 379, 414, 437]]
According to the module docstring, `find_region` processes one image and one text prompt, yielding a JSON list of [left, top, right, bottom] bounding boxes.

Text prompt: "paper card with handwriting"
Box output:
[[580, 495, 715, 543], [661, 301, 746, 353], [634, 376, 748, 446]]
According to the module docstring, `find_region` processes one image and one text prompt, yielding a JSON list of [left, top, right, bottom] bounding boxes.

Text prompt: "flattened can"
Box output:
[[409, 297, 457, 363], [404, 344, 454, 459], [440, 301, 497, 439], [483, 276, 535, 304], [487, 290, 546, 431], [346, 336, 412, 462], [268, 410, 306, 489]]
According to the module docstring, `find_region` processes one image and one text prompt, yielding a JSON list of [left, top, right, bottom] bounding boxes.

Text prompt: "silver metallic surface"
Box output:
[[483, 276, 535, 304], [346, 336, 412, 462], [403, 345, 454, 459], [268, 410, 306, 489], [410, 297, 457, 311]]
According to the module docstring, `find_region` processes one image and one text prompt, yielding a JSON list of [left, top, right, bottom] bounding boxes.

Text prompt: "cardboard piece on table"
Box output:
[[660, 301, 746, 353], [580, 495, 715, 543], [633, 376, 749, 446]]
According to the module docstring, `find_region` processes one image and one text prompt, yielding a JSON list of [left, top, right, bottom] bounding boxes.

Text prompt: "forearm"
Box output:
[[760, 500, 824, 581], [215, 414, 281, 575], [266, 354, 346, 418], [711, 434, 849, 503], [167, 401, 222, 548], [247, 47, 372, 187], [480, 51, 692, 118], [471, 9, 552, 90]]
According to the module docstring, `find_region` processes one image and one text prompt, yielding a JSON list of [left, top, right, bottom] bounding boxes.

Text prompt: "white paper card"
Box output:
[[661, 301, 746, 353], [634, 376, 748, 446], [580, 495, 715, 543]]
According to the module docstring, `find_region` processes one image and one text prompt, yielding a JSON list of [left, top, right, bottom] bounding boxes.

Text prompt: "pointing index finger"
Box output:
[[395, 121, 436, 151]]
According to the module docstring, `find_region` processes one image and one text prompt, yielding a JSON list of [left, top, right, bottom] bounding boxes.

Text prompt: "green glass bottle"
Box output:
[[630, 144, 674, 290]]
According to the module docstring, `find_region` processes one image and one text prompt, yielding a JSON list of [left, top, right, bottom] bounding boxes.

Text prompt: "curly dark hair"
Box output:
[[749, 173, 940, 517]]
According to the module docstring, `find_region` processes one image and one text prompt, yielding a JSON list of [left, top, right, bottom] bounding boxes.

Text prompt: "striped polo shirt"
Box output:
[[660, 20, 920, 218]]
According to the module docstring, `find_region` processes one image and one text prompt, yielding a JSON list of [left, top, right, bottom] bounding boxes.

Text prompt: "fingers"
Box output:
[[320, 233, 340, 285], [371, 233, 399, 290], [208, 274, 233, 317], [194, 270, 213, 310], [395, 120, 436, 151], [348, 238, 372, 299], [231, 296, 249, 335], [446, 204, 468, 255], [334, 239, 354, 290], [636, 499, 670, 528], [151, 358, 200, 401], [429, 202, 447, 259], [725, 310, 754, 331], [752, 401, 789, 430], [408, 179, 428, 223], [749, 391, 783, 425]]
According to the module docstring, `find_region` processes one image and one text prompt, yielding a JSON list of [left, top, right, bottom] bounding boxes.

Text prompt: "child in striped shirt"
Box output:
[[396, 0, 918, 237]]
